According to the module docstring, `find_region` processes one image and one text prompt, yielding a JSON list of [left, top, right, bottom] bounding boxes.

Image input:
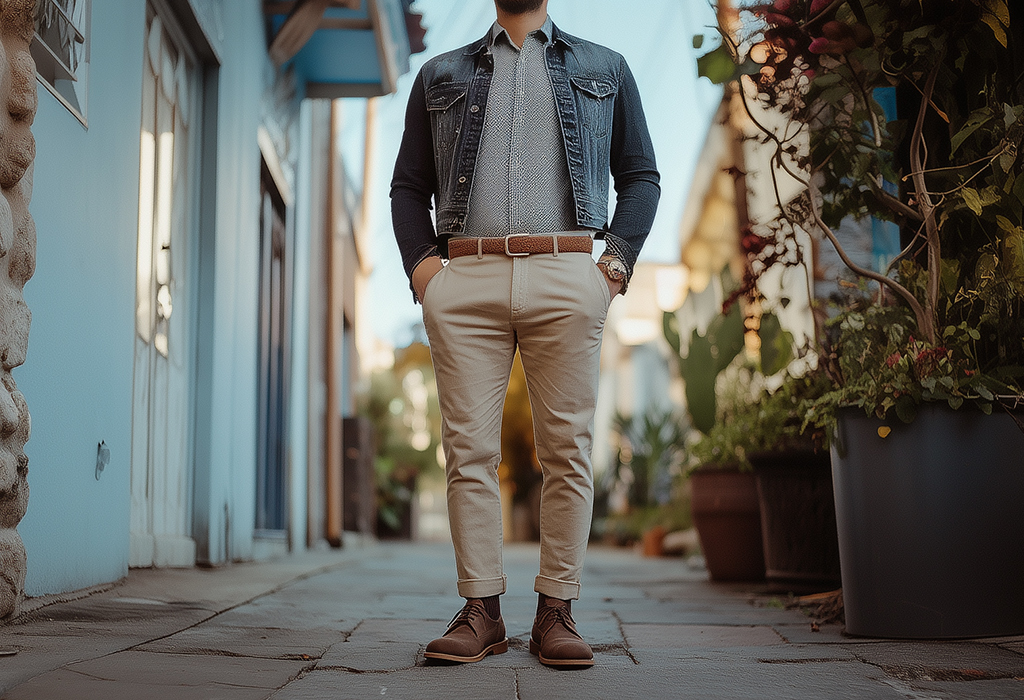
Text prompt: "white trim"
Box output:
[[258, 126, 295, 208]]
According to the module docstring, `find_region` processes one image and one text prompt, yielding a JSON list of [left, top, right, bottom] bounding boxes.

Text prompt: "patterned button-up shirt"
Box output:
[[463, 17, 577, 238]]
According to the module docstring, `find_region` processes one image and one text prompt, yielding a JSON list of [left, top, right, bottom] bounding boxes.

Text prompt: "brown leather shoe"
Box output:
[[424, 599, 508, 663], [530, 598, 594, 667]]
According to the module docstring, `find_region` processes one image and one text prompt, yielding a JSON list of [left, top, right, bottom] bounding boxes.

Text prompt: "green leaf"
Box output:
[[950, 110, 993, 155], [681, 331, 718, 435], [962, 187, 984, 215], [707, 301, 746, 374], [663, 311, 682, 356], [895, 396, 917, 423], [758, 313, 794, 376], [696, 44, 757, 85], [981, 0, 1009, 47], [940, 259, 961, 296]]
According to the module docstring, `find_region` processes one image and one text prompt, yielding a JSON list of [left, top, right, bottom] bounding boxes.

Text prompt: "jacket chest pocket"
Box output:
[[426, 81, 468, 155], [570, 76, 615, 140]]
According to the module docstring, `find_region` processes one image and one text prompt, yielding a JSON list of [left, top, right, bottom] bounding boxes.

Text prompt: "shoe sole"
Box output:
[[424, 638, 508, 663], [529, 639, 595, 667]]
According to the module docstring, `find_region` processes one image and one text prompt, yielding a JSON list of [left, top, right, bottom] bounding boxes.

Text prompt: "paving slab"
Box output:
[[138, 622, 348, 660], [513, 659, 907, 700], [64, 649, 309, 688], [317, 640, 423, 671], [623, 623, 786, 648], [906, 678, 1024, 699], [1, 668, 274, 700], [269, 666, 520, 700], [851, 641, 1024, 680]]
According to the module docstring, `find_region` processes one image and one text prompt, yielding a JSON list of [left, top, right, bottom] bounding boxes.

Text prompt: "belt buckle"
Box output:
[[503, 234, 531, 257]]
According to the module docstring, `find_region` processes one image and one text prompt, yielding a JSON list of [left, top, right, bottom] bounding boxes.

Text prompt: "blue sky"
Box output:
[[360, 0, 723, 347]]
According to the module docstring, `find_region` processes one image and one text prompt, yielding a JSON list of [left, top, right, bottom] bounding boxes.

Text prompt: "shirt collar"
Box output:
[[489, 15, 553, 48]]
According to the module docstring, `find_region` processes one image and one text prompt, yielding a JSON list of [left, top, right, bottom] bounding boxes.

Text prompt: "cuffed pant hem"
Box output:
[[457, 574, 507, 598], [534, 574, 581, 601]]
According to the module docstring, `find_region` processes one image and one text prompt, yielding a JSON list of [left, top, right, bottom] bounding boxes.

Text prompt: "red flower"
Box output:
[[809, 0, 831, 15], [885, 352, 902, 368]]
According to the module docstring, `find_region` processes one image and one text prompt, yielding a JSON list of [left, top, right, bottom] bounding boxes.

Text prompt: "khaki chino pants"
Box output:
[[422, 246, 611, 601]]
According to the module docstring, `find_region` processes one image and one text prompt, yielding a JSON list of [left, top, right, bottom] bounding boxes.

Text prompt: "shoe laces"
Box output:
[[539, 603, 582, 639], [446, 600, 486, 636]]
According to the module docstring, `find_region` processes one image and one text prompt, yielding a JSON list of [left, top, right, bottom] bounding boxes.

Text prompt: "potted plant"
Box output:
[[686, 365, 768, 582], [603, 409, 689, 555], [743, 368, 840, 588], [663, 279, 804, 581], [700, 0, 1024, 637]]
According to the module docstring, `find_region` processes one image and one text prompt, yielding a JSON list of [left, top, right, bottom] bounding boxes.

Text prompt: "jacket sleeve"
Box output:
[[606, 56, 661, 288], [391, 68, 440, 301]]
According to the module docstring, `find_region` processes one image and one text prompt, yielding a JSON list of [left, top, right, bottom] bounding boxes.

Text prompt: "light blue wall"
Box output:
[[19, 1, 147, 595], [190, 1, 266, 565]]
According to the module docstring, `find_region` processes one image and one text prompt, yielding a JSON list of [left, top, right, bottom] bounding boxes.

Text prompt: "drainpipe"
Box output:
[[324, 100, 343, 547]]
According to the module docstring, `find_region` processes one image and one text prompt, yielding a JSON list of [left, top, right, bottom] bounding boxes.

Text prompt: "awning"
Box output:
[[265, 0, 425, 98]]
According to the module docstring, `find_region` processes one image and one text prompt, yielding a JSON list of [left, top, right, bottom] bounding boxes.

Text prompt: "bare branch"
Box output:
[[909, 59, 944, 344], [808, 180, 932, 335]]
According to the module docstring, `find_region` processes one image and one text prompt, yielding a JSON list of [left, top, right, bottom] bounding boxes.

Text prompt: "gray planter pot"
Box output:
[[832, 403, 1024, 638]]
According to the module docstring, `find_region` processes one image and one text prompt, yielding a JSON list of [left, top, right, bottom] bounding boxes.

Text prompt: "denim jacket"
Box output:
[[391, 22, 660, 296]]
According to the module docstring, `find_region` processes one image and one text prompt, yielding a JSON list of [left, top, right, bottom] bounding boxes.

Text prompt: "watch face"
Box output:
[[602, 260, 627, 280]]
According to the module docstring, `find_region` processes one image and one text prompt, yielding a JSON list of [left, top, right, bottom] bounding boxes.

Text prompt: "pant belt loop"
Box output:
[[552, 235, 559, 257], [477, 238, 483, 259]]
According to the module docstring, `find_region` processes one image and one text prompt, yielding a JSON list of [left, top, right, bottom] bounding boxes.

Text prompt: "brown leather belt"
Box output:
[[447, 234, 593, 259]]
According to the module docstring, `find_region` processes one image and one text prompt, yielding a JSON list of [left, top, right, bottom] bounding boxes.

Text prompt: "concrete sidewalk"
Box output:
[[1, 542, 1023, 699]]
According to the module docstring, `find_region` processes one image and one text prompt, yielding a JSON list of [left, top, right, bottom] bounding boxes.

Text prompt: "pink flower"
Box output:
[[808, 37, 832, 54], [885, 352, 902, 368]]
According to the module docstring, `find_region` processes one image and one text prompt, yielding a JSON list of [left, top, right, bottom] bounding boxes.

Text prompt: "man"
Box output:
[[391, 0, 659, 668]]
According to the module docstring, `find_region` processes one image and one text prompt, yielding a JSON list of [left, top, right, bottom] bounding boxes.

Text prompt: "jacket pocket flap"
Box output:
[[570, 76, 615, 99], [426, 82, 468, 111]]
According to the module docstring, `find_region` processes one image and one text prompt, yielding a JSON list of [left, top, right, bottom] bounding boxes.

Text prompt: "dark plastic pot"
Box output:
[[832, 404, 1024, 638], [690, 467, 765, 582], [751, 450, 841, 587]]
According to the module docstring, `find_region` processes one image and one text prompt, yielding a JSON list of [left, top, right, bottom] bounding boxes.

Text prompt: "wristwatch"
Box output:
[[597, 257, 627, 283]]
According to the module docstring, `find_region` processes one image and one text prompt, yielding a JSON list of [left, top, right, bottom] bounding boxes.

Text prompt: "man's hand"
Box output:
[[412, 256, 445, 303], [602, 272, 623, 299]]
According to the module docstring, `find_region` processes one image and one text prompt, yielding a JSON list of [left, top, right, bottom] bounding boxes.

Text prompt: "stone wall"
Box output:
[[0, 0, 36, 618]]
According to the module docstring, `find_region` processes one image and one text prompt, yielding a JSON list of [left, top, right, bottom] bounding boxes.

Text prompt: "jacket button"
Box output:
[[459, 176, 467, 183], [470, 105, 479, 113]]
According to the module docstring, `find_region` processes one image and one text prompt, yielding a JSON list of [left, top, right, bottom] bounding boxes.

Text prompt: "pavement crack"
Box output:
[[757, 657, 854, 665], [514, 669, 522, 700], [852, 652, 1016, 682], [610, 611, 640, 665]]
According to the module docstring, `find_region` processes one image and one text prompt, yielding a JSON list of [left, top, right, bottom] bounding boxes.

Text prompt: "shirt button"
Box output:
[[470, 105, 479, 113], [458, 176, 467, 183]]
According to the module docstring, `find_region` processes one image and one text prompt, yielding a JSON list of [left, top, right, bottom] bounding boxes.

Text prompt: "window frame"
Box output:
[[31, 0, 91, 127]]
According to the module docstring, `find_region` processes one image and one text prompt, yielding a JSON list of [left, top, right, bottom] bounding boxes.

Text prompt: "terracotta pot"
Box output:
[[641, 525, 667, 557], [690, 467, 765, 581], [751, 450, 841, 587]]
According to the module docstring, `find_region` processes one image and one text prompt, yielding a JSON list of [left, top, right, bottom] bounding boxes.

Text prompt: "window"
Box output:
[[31, 0, 90, 125]]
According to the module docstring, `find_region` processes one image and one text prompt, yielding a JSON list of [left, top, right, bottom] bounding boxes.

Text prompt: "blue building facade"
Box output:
[[18, 0, 416, 598]]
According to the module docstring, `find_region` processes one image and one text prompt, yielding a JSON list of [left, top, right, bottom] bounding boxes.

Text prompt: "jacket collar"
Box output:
[[464, 19, 579, 56]]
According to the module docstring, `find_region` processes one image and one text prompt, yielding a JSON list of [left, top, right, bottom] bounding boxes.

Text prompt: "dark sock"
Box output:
[[480, 595, 500, 619], [538, 592, 570, 613]]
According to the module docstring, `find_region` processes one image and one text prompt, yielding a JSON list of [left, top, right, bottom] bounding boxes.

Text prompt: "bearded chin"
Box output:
[[495, 0, 545, 14]]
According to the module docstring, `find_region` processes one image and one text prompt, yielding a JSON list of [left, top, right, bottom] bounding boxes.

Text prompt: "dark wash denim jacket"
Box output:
[[391, 22, 661, 297]]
